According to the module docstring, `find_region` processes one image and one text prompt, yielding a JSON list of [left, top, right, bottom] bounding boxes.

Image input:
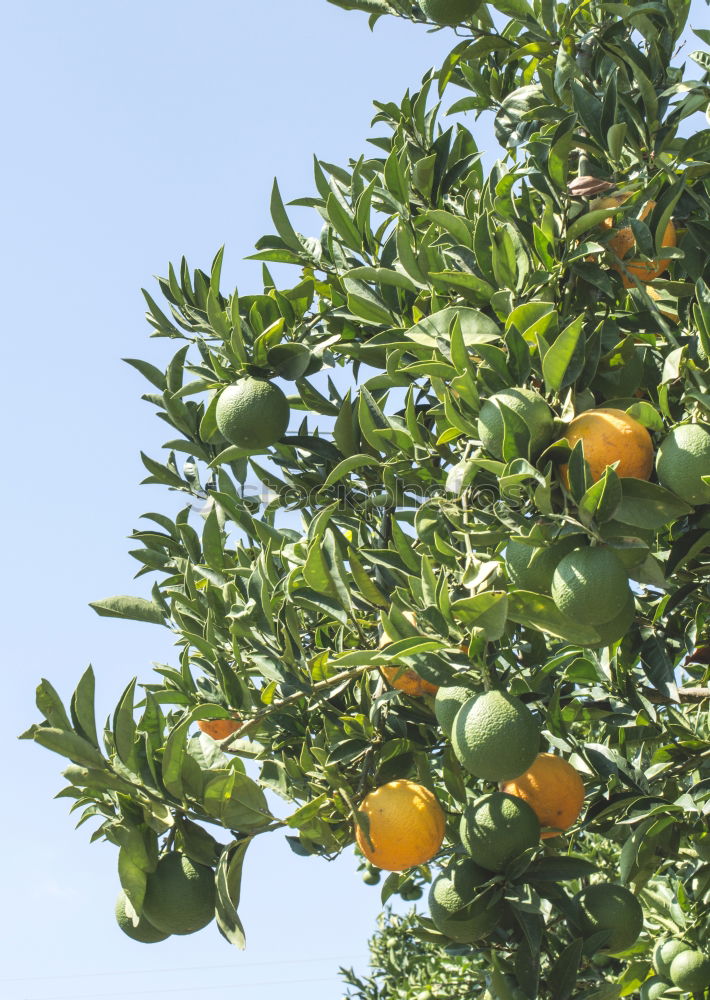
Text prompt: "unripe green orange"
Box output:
[[478, 388, 554, 461], [551, 547, 631, 626], [460, 792, 540, 872], [669, 950, 710, 992], [575, 883, 643, 953], [452, 690, 539, 781], [428, 857, 503, 943], [420, 0, 480, 25], [656, 423, 710, 506], [115, 890, 169, 943], [215, 377, 290, 450]]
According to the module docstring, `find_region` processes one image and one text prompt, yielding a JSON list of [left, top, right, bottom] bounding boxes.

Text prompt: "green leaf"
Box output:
[[548, 938, 584, 1000], [543, 316, 584, 393], [345, 278, 397, 326], [346, 266, 418, 293], [70, 666, 99, 748], [270, 179, 302, 252], [571, 82, 603, 144], [204, 772, 272, 832], [291, 588, 349, 625], [123, 358, 167, 391], [615, 479, 692, 530], [429, 270, 495, 303], [499, 401, 532, 463], [176, 817, 223, 868], [348, 547, 389, 609], [548, 127, 576, 188], [507, 592, 600, 645], [118, 848, 147, 915], [36, 678, 72, 730], [90, 595, 166, 625], [267, 343, 312, 380], [161, 718, 191, 800], [216, 839, 249, 949], [407, 307, 501, 348], [206, 288, 230, 338], [495, 0, 535, 17], [199, 392, 221, 442], [286, 793, 329, 829], [567, 208, 619, 242], [525, 857, 597, 881], [495, 86, 544, 147], [639, 636, 678, 700], [323, 454, 380, 488], [30, 726, 106, 769], [327, 192, 362, 248], [578, 468, 622, 526], [114, 823, 158, 874], [201, 507, 224, 571], [304, 541, 336, 595], [113, 679, 140, 773], [607, 122, 627, 162], [450, 591, 508, 640], [624, 401, 664, 432], [294, 379, 340, 416], [419, 209, 473, 247], [411, 152, 436, 198]]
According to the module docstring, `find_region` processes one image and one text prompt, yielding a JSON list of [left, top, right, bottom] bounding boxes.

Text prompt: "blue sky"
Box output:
[[0, 3, 466, 999], [1, 1, 706, 998]]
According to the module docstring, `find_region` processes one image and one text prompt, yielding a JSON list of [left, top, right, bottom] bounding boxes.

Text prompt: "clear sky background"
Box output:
[[1, 2, 706, 999], [0, 3, 468, 999]]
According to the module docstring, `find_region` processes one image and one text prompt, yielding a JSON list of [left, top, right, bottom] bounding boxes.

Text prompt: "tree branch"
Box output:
[[223, 663, 374, 747]]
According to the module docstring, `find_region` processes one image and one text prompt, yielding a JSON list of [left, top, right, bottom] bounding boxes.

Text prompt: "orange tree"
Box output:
[[23, 0, 710, 994]]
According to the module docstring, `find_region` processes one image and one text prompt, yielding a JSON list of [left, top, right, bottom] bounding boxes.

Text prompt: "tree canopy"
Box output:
[[24, 1, 710, 996]]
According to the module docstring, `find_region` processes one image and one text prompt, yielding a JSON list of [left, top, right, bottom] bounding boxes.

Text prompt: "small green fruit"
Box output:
[[669, 949, 710, 992], [551, 547, 631, 626], [639, 976, 670, 1000], [460, 792, 540, 872], [452, 690, 539, 781], [142, 853, 216, 936], [419, 0, 480, 25], [477, 388, 554, 461], [115, 890, 169, 944], [434, 685, 474, 737], [215, 377, 290, 450], [653, 938, 688, 979], [574, 883, 643, 953]]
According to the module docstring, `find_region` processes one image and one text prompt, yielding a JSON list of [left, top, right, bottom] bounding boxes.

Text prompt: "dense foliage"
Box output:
[[25, 0, 710, 996]]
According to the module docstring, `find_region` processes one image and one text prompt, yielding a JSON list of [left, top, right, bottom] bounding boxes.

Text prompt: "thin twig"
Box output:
[[223, 663, 374, 747]]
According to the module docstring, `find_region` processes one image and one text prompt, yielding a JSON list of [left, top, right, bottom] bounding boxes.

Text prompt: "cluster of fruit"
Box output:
[[478, 389, 710, 647], [479, 387, 710, 510], [353, 689, 622, 948], [647, 939, 710, 997]]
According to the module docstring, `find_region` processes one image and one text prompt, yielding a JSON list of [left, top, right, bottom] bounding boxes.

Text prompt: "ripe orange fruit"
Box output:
[[197, 717, 242, 740], [355, 779, 446, 871], [379, 611, 438, 697], [380, 665, 438, 697], [500, 753, 585, 838], [596, 197, 676, 287], [558, 408, 654, 488]]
